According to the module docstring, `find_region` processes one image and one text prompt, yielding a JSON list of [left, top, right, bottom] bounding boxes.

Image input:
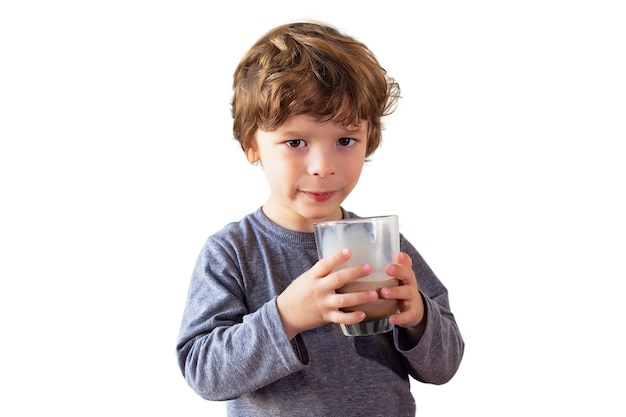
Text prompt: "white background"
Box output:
[[1, 1, 625, 415]]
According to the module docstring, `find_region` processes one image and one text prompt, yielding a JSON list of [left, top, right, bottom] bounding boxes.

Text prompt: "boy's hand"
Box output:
[[381, 252, 426, 341], [276, 248, 378, 340]]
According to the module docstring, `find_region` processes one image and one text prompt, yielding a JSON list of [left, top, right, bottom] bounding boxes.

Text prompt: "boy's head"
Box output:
[[232, 22, 400, 158]]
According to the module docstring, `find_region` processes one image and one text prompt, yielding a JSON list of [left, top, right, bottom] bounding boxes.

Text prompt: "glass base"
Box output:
[[339, 316, 394, 336]]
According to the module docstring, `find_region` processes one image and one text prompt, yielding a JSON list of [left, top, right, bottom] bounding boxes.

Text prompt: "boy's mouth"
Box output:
[[304, 191, 335, 202]]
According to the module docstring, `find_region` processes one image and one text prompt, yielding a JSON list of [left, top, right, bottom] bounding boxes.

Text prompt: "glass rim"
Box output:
[[313, 214, 398, 228]]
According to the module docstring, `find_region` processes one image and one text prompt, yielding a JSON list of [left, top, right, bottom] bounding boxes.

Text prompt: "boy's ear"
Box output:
[[244, 142, 260, 164]]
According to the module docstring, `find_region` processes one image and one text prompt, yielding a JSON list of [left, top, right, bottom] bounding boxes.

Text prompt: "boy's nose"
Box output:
[[308, 150, 336, 177]]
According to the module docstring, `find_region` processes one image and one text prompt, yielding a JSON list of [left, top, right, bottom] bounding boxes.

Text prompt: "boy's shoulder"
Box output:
[[210, 208, 262, 240]]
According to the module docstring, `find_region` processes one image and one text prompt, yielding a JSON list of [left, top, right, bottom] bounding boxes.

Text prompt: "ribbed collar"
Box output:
[[249, 207, 357, 249]]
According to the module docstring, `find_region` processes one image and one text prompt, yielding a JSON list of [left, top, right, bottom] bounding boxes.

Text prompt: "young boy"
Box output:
[[176, 22, 464, 417]]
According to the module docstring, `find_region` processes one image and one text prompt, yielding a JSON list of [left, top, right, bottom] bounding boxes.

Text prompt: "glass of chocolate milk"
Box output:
[[314, 215, 400, 336]]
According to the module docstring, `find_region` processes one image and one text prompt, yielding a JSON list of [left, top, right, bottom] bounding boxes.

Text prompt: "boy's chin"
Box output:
[[300, 205, 343, 223]]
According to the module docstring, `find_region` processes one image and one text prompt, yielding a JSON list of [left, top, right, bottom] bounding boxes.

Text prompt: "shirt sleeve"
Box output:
[[393, 237, 465, 384], [176, 237, 308, 401]]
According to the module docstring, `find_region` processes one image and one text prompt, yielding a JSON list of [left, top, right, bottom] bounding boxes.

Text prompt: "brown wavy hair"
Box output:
[[231, 22, 400, 157]]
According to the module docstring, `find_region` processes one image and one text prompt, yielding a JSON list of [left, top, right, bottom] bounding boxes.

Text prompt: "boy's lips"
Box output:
[[304, 191, 335, 202]]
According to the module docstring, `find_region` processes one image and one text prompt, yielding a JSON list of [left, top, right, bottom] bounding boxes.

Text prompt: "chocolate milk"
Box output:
[[336, 274, 399, 318]]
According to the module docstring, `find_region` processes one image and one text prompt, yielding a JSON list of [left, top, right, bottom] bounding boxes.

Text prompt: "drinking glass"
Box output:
[[314, 215, 400, 336]]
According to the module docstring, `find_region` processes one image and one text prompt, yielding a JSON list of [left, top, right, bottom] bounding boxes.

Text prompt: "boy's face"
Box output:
[[246, 114, 368, 232]]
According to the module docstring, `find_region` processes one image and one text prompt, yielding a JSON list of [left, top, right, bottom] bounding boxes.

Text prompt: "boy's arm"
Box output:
[[175, 243, 308, 401], [394, 239, 465, 384], [395, 291, 464, 384]]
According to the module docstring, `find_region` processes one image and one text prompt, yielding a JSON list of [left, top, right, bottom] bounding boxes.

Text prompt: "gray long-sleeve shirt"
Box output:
[[176, 208, 464, 416]]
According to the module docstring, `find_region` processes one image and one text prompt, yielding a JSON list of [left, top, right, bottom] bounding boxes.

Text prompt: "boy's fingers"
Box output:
[[328, 263, 372, 289], [315, 248, 351, 275], [334, 289, 378, 310], [327, 310, 366, 325], [396, 252, 413, 268]]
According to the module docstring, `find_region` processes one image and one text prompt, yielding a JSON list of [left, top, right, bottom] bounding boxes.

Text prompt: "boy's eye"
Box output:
[[338, 137, 356, 147], [285, 139, 305, 148]]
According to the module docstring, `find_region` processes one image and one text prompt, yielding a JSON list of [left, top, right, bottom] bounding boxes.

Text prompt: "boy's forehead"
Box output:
[[273, 113, 367, 132]]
